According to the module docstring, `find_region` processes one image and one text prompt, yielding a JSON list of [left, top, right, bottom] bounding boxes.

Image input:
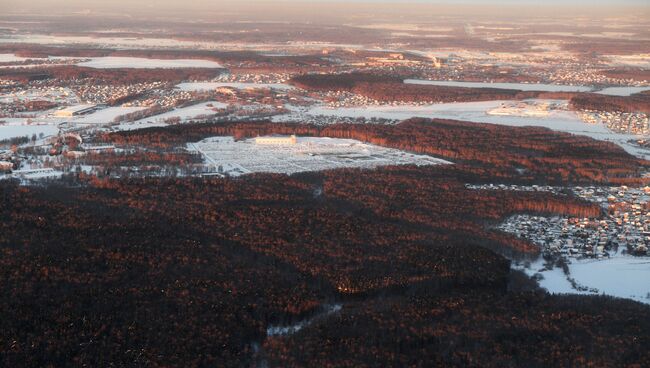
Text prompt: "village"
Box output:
[[466, 184, 650, 258]]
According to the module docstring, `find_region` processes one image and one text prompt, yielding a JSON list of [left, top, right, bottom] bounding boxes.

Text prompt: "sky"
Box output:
[[2, 0, 647, 21]]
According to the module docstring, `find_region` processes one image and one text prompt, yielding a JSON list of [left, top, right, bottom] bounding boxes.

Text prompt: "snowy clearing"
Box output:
[[188, 136, 451, 177], [115, 101, 227, 131], [70, 106, 147, 125]]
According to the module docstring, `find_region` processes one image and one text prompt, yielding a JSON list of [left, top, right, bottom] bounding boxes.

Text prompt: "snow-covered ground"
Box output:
[[77, 57, 224, 69], [176, 82, 293, 91], [0, 123, 58, 141], [188, 136, 451, 176], [71, 106, 147, 125], [0, 53, 28, 62], [404, 79, 593, 92], [115, 101, 227, 131], [513, 252, 650, 304]]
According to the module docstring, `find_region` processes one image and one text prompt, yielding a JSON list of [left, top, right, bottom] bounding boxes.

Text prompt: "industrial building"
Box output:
[[255, 135, 298, 145], [54, 104, 98, 117]]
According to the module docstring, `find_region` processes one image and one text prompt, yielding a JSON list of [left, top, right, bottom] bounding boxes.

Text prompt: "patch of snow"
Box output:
[[115, 101, 227, 131]]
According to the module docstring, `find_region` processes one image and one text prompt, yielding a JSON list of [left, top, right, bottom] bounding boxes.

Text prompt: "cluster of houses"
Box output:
[[71, 81, 166, 104], [468, 184, 650, 258], [579, 110, 649, 136]]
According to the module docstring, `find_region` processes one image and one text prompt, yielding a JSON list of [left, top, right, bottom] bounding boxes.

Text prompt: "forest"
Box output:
[[1, 162, 648, 367], [570, 92, 650, 114], [2, 119, 650, 367], [291, 72, 650, 113], [0, 65, 224, 85], [99, 118, 648, 185]]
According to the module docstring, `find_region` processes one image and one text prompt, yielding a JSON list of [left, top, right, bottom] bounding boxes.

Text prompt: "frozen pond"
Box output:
[[77, 57, 224, 69], [176, 82, 293, 91], [404, 79, 593, 92]]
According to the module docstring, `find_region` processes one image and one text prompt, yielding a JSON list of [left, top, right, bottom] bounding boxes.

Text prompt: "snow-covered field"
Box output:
[[0, 123, 58, 140], [77, 57, 224, 69], [71, 106, 147, 125], [115, 101, 227, 131], [404, 79, 593, 92], [188, 136, 451, 176], [176, 82, 293, 91], [513, 252, 650, 304]]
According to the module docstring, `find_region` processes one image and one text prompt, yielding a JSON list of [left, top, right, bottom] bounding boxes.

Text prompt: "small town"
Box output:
[[466, 184, 650, 258]]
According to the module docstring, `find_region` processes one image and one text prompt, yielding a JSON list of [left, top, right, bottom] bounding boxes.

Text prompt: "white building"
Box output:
[[255, 135, 297, 145], [54, 104, 97, 117]]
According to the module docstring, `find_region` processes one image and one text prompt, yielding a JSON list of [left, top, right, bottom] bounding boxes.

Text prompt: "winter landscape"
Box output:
[[1, 0, 649, 367]]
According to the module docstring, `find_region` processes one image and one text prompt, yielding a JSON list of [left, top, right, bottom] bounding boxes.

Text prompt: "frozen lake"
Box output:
[[404, 79, 593, 92], [77, 57, 224, 69]]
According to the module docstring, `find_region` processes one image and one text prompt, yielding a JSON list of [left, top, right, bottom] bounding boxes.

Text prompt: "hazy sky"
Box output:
[[2, 0, 647, 22]]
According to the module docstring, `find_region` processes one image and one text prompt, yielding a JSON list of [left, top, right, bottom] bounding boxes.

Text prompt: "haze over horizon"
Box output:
[[2, 0, 648, 21]]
